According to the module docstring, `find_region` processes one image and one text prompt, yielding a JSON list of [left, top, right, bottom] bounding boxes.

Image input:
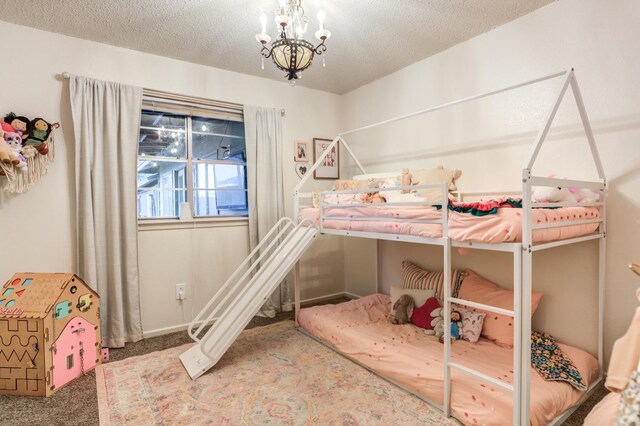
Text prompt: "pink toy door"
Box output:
[[52, 317, 97, 390]]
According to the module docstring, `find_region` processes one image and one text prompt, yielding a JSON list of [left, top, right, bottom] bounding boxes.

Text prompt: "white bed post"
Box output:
[[513, 245, 523, 426], [520, 68, 573, 425], [443, 236, 452, 417], [570, 70, 607, 375], [521, 168, 533, 426]]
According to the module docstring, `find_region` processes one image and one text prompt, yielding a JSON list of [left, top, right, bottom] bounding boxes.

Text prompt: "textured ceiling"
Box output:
[[0, 0, 554, 94]]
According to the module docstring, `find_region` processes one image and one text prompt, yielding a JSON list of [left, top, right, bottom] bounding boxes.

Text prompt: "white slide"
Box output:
[[179, 217, 317, 380]]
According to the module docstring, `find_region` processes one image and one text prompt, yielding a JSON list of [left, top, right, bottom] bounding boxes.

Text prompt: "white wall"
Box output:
[[0, 20, 345, 335], [342, 0, 640, 363]]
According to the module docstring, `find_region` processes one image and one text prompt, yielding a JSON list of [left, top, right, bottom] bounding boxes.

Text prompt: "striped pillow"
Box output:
[[401, 260, 466, 300]]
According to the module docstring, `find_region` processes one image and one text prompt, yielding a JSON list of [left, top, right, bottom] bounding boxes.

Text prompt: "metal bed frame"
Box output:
[[292, 68, 606, 425]]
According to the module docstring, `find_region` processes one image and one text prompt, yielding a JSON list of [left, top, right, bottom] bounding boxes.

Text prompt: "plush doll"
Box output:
[[363, 192, 386, 203], [0, 112, 30, 138], [23, 118, 58, 155], [431, 307, 463, 343], [390, 295, 414, 325], [4, 132, 27, 170]]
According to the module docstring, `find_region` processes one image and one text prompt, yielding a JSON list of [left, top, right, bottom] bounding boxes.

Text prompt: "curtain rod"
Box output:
[[59, 72, 285, 117]]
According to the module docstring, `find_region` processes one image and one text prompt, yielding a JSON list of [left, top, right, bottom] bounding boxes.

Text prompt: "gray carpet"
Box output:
[[0, 297, 605, 425]]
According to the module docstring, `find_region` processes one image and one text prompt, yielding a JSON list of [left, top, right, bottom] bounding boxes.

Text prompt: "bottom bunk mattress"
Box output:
[[298, 294, 599, 426]]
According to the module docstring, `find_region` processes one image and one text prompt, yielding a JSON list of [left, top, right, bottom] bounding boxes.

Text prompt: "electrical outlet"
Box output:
[[175, 283, 187, 300]]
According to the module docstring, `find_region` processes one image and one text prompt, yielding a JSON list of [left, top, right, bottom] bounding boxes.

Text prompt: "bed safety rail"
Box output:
[[180, 217, 318, 380], [317, 183, 450, 242]]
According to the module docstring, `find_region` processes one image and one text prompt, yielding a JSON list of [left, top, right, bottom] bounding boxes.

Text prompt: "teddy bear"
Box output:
[[390, 294, 414, 325], [399, 168, 419, 194]]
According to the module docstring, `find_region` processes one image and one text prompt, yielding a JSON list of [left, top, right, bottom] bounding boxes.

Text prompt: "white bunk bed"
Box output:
[[291, 68, 606, 425]]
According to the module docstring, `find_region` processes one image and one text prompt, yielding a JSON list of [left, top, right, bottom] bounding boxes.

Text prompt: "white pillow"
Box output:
[[390, 285, 436, 314]]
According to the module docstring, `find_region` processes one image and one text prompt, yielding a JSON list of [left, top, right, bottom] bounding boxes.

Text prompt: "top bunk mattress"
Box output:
[[299, 205, 600, 244], [298, 294, 599, 426]]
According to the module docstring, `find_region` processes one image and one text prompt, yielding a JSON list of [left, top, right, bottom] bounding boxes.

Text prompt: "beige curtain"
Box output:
[[244, 106, 291, 317], [70, 75, 143, 347]]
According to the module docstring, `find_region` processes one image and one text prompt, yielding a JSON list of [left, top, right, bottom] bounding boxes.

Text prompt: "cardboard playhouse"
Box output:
[[0, 273, 102, 396]]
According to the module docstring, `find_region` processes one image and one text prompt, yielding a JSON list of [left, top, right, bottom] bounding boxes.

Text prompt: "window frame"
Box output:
[[137, 96, 248, 222]]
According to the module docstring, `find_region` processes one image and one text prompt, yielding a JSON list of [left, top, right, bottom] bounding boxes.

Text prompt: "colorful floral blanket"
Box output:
[[531, 331, 587, 391], [436, 198, 523, 216]]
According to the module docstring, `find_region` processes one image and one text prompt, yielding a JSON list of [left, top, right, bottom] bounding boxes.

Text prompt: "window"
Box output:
[[136, 99, 247, 219]]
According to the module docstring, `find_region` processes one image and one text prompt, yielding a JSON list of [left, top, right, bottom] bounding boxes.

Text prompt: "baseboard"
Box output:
[[343, 291, 362, 300], [299, 291, 356, 306], [143, 317, 218, 339], [143, 292, 357, 338]]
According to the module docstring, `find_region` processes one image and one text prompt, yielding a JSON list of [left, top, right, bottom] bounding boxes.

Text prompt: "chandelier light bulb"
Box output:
[[260, 13, 267, 34], [317, 10, 325, 30]]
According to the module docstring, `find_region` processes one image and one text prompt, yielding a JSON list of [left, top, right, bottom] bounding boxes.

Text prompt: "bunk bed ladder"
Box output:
[[443, 252, 522, 426], [179, 217, 318, 380]]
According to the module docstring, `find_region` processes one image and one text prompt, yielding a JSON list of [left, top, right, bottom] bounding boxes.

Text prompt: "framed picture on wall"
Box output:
[[313, 138, 339, 179], [294, 140, 309, 162]]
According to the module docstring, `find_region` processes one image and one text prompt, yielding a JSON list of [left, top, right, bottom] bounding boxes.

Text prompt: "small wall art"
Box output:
[[294, 140, 309, 162], [295, 162, 310, 179], [313, 137, 339, 180]]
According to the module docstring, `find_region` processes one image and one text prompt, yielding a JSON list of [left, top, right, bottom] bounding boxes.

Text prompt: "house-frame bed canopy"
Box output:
[[292, 68, 606, 425]]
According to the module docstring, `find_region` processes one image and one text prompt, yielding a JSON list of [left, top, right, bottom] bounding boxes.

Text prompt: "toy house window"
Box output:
[[137, 95, 247, 219], [66, 354, 74, 370]]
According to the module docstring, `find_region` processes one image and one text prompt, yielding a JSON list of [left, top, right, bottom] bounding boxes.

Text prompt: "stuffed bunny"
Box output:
[[391, 294, 414, 325]]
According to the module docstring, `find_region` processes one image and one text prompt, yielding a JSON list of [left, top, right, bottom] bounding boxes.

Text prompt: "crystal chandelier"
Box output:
[[255, 0, 331, 82]]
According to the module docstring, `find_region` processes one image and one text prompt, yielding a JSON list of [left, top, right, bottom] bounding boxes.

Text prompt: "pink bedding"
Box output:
[[299, 205, 443, 238], [299, 205, 600, 243], [583, 392, 618, 425], [298, 294, 599, 426]]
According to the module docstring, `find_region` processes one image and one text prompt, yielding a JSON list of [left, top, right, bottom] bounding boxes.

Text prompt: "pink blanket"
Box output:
[[299, 205, 600, 243], [298, 295, 599, 426]]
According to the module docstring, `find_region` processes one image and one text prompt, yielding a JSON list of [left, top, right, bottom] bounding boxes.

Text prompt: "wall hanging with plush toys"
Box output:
[[0, 112, 59, 194]]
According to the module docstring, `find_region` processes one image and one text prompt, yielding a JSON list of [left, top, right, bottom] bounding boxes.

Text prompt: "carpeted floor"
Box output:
[[0, 297, 606, 426]]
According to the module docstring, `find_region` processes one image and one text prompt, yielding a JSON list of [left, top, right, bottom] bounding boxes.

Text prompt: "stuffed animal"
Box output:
[[532, 182, 600, 203], [0, 112, 30, 138], [23, 118, 58, 155], [363, 192, 386, 203], [431, 307, 463, 343], [399, 168, 419, 194], [390, 294, 414, 325], [4, 132, 27, 170], [531, 185, 576, 203]]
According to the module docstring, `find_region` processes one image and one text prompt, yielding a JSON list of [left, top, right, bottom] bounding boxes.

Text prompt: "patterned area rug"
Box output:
[[96, 320, 459, 425]]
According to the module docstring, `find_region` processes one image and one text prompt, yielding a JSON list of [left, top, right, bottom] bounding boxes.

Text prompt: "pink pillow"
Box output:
[[458, 270, 543, 347], [410, 297, 441, 330]]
